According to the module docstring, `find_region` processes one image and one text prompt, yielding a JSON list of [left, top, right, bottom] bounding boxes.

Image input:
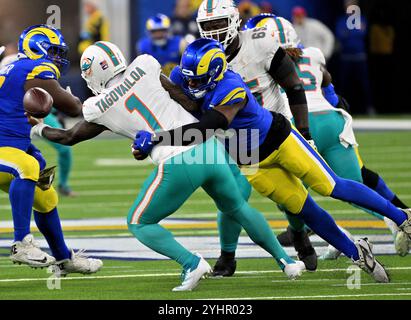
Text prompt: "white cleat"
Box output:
[[384, 217, 399, 240], [353, 238, 389, 283], [319, 227, 354, 260], [54, 249, 103, 276], [172, 254, 212, 292], [10, 234, 55, 268], [396, 209, 411, 257], [281, 259, 305, 280]]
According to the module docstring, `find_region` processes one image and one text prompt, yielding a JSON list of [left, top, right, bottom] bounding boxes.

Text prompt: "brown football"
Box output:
[[23, 87, 53, 118]]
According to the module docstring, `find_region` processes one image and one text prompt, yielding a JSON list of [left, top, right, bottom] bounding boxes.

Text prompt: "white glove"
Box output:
[[30, 123, 50, 139]]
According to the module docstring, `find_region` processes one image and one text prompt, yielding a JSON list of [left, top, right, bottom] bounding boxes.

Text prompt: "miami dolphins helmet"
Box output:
[[80, 41, 127, 95], [197, 0, 241, 50]]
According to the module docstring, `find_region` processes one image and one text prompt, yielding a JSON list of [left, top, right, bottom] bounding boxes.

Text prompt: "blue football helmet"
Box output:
[[243, 13, 277, 30], [146, 13, 171, 32], [18, 24, 70, 75], [180, 38, 227, 99], [146, 14, 171, 46]]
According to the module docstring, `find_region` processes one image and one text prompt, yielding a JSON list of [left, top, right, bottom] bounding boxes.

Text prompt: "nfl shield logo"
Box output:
[[100, 60, 109, 70]]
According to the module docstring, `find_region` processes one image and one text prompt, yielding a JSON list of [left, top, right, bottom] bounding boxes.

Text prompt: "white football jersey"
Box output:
[[281, 47, 358, 147], [83, 54, 198, 164], [281, 47, 333, 112], [228, 19, 292, 119]]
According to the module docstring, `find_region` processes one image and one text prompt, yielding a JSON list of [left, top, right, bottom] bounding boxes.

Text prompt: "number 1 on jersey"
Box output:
[[125, 93, 163, 131]]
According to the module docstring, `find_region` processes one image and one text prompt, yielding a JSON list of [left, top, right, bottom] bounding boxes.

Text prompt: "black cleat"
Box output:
[[290, 228, 318, 272], [277, 226, 294, 247], [212, 252, 237, 277]]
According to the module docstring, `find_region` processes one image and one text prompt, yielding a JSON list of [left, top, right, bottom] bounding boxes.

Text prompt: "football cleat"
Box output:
[[281, 259, 305, 280], [289, 228, 317, 271], [276, 226, 293, 247], [352, 238, 389, 283], [398, 209, 411, 237], [395, 231, 409, 257], [212, 254, 237, 277], [54, 249, 103, 276], [172, 254, 212, 292], [396, 209, 411, 257], [10, 234, 56, 268], [319, 226, 354, 260]]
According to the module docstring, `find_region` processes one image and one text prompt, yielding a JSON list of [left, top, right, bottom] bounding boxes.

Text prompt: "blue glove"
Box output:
[[133, 130, 155, 156], [27, 144, 46, 171]]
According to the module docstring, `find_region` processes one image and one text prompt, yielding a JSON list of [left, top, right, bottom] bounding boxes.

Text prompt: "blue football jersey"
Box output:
[[170, 66, 273, 153], [0, 58, 60, 151], [137, 36, 183, 76]]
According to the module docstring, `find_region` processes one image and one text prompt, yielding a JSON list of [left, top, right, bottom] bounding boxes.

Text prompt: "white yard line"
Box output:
[[0, 267, 410, 283], [201, 293, 411, 300]]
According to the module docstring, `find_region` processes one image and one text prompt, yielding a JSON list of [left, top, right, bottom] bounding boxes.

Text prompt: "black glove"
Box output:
[[37, 166, 57, 191], [336, 95, 351, 112]]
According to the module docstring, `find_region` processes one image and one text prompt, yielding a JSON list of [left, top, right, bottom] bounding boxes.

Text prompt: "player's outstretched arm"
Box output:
[[32, 119, 107, 146], [25, 79, 83, 117], [268, 48, 310, 138], [159, 74, 200, 112], [154, 98, 247, 146]]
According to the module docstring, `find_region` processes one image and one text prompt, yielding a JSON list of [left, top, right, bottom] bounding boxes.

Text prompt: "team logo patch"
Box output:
[[81, 57, 94, 75], [100, 60, 109, 70]]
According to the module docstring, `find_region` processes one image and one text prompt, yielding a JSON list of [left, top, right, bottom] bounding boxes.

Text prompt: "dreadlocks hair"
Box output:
[[285, 47, 304, 63]]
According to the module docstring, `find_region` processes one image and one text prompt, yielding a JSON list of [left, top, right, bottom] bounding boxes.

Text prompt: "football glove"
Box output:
[[37, 166, 57, 191], [336, 95, 351, 112], [133, 131, 155, 157]]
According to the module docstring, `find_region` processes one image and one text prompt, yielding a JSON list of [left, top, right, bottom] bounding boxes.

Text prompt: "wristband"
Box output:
[[31, 123, 50, 139]]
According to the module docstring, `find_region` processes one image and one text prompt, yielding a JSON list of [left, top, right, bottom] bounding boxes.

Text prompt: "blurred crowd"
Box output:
[[128, 0, 400, 114], [1, 0, 401, 115]]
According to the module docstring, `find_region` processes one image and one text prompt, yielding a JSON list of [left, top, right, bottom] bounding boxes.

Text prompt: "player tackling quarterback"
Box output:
[[31, 41, 311, 291]]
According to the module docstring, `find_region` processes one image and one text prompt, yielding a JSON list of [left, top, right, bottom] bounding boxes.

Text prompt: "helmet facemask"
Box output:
[[46, 44, 70, 75], [198, 15, 240, 50]]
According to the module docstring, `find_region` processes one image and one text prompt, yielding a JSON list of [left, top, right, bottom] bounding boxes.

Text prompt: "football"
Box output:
[[23, 87, 53, 118]]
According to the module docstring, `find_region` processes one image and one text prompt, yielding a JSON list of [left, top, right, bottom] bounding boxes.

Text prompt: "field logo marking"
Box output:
[[346, 265, 361, 290]]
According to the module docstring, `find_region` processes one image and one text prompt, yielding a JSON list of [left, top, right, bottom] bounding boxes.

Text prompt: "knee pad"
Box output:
[[33, 186, 59, 213], [248, 174, 275, 198], [310, 182, 334, 196], [272, 192, 307, 214], [361, 166, 379, 189]]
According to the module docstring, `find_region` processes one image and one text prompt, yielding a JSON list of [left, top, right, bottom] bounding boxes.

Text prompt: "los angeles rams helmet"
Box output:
[[18, 24, 70, 74], [180, 38, 227, 99]]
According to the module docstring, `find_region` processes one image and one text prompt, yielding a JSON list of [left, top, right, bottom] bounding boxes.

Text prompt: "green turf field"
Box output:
[[0, 130, 411, 299]]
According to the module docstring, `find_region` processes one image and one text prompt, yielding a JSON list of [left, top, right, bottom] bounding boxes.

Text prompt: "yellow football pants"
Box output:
[[241, 129, 337, 214], [0, 147, 58, 213]]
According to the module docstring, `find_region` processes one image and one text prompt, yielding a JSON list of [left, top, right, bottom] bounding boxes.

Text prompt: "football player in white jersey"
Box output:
[[195, 0, 317, 274], [30, 41, 306, 291], [245, 14, 411, 259]]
